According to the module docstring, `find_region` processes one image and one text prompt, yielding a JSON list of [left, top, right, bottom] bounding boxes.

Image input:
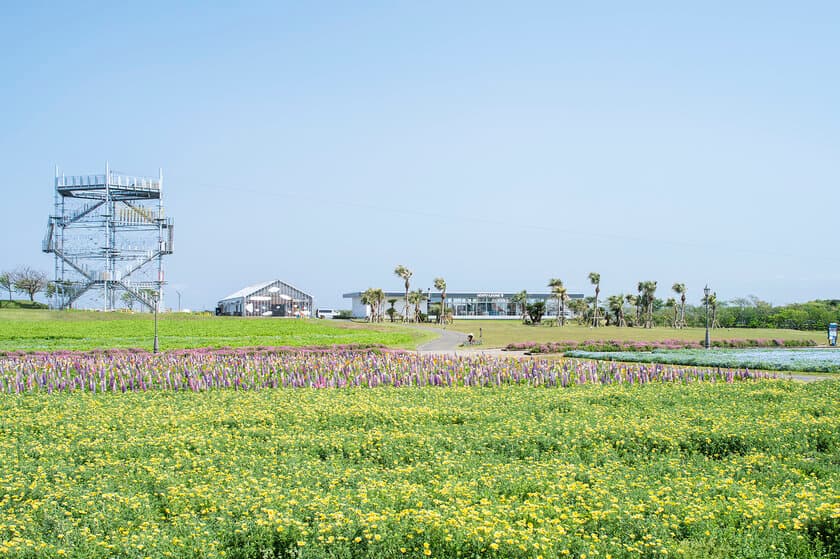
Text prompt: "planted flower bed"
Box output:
[[506, 338, 817, 354], [568, 347, 840, 373], [0, 347, 779, 394]]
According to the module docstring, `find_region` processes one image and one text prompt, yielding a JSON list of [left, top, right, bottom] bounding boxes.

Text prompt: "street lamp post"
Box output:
[[703, 284, 711, 349], [427, 288, 431, 323], [153, 291, 160, 354], [176, 290, 181, 312]]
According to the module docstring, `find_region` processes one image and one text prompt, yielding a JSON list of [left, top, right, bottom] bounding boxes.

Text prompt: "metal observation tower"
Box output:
[[42, 163, 174, 311]]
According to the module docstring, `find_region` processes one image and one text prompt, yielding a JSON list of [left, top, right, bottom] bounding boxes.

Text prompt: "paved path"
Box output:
[[416, 328, 468, 352], [415, 327, 525, 358]]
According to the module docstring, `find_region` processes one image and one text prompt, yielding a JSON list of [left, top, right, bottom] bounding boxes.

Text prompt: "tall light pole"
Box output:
[[703, 284, 711, 349], [176, 290, 181, 312], [427, 288, 431, 323], [153, 290, 160, 354]]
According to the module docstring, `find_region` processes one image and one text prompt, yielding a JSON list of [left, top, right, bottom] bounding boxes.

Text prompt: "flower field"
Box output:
[[0, 348, 781, 394], [0, 350, 838, 558], [567, 348, 840, 373], [506, 339, 817, 354]]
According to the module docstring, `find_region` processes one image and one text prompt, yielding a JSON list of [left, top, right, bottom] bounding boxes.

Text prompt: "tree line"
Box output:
[[360, 266, 451, 324], [541, 274, 838, 331], [0, 268, 49, 303], [360, 268, 837, 331], [0, 268, 159, 311]]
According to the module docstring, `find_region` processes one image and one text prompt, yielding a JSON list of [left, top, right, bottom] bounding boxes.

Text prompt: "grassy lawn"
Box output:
[[434, 320, 824, 348], [0, 381, 837, 558], [0, 310, 434, 352]]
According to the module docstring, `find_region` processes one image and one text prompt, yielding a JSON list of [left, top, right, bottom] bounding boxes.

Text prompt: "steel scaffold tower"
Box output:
[[42, 163, 174, 311]]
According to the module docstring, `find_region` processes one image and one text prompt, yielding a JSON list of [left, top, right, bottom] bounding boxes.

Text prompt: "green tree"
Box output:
[[407, 289, 427, 323], [121, 291, 136, 311], [638, 280, 657, 328], [0, 272, 13, 301], [386, 298, 398, 323], [394, 265, 413, 322], [608, 294, 626, 327], [434, 277, 447, 325], [511, 290, 528, 324], [526, 300, 546, 324], [13, 268, 48, 302], [568, 298, 588, 325], [361, 288, 381, 322], [624, 294, 638, 326], [666, 297, 678, 328], [548, 278, 566, 326], [588, 272, 601, 327]]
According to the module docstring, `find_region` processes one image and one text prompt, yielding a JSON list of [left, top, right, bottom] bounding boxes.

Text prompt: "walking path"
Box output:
[[415, 327, 511, 357], [412, 327, 832, 381]]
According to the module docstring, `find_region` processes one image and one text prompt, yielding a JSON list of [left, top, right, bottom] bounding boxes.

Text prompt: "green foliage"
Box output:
[[679, 298, 840, 331], [440, 320, 823, 349], [0, 381, 837, 557], [0, 300, 49, 310], [526, 300, 545, 324]]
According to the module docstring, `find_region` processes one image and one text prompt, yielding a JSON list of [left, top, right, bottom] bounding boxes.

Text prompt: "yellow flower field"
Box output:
[[0, 381, 838, 558]]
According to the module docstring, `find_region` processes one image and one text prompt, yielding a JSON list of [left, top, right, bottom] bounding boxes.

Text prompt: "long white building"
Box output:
[[343, 290, 584, 320]]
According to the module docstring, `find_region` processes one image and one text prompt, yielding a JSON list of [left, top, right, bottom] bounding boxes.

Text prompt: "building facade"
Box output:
[[217, 280, 313, 317], [343, 290, 584, 320]]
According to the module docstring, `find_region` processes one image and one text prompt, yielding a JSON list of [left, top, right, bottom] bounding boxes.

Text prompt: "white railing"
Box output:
[[57, 173, 161, 190]]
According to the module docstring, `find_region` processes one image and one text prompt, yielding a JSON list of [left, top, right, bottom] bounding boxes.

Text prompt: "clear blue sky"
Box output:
[[1, 1, 838, 310]]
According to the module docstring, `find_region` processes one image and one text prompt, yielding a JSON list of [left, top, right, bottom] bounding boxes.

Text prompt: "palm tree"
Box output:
[[361, 288, 385, 322], [568, 298, 588, 325], [511, 290, 528, 324], [360, 289, 376, 322], [407, 289, 427, 323], [373, 289, 385, 322], [710, 291, 720, 329], [386, 298, 398, 323], [394, 265, 413, 322], [588, 272, 601, 327], [641, 280, 658, 328], [547, 278, 565, 326], [434, 277, 447, 325], [666, 297, 678, 328], [557, 286, 568, 326], [608, 294, 626, 327], [672, 283, 687, 328], [625, 294, 638, 327], [636, 282, 645, 326]]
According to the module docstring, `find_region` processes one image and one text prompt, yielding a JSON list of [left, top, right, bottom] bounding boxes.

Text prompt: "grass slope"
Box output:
[[0, 310, 433, 352], [0, 382, 837, 558], [435, 320, 824, 348]]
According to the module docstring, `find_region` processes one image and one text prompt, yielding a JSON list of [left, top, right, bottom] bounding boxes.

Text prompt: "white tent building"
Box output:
[[217, 280, 313, 317]]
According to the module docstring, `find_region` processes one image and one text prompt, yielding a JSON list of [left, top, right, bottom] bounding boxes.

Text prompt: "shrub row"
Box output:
[[506, 338, 817, 354]]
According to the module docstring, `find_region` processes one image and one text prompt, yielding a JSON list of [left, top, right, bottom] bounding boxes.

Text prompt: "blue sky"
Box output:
[[1, 1, 838, 310]]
